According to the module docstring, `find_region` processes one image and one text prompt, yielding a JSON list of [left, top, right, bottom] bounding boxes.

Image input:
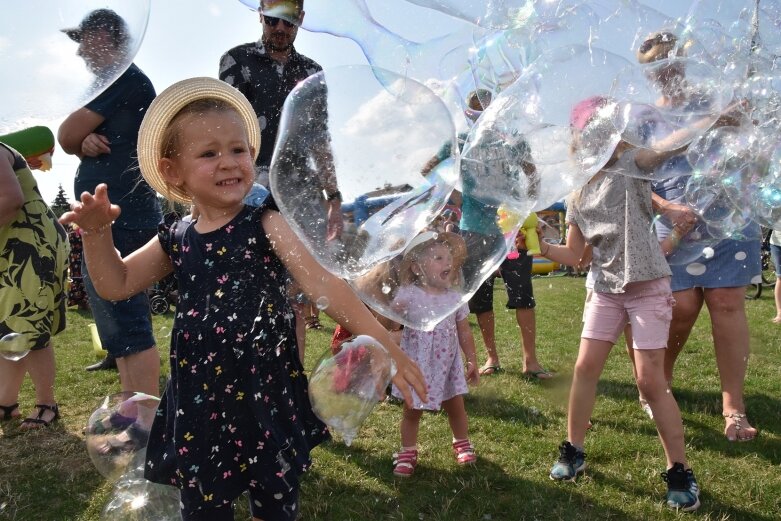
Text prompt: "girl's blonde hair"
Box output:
[[399, 232, 466, 287]]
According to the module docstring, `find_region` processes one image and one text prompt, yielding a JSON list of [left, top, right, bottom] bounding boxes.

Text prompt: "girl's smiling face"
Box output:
[[161, 108, 255, 210], [413, 242, 455, 292]]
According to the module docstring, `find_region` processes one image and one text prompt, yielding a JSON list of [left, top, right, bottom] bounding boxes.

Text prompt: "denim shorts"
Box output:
[[82, 226, 157, 358], [771, 244, 781, 277], [582, 278, 673, 350]]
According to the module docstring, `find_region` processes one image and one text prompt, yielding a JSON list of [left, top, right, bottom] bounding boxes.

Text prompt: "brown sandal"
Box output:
[[0, 403, 19, 421], [723, 412, 758, 442], [20, 403, 59, 430]]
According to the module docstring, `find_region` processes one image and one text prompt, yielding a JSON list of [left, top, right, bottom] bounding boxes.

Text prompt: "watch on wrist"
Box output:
[[326, 190, 342, 202]]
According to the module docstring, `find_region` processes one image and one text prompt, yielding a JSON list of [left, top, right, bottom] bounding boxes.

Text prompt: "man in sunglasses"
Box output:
[[220, 0, 321, 189], [220, 0, 342, 362]]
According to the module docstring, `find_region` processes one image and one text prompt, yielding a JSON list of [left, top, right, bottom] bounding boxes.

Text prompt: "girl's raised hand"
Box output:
[[59, 183, 121, 232], [389, 354, 428, 407]]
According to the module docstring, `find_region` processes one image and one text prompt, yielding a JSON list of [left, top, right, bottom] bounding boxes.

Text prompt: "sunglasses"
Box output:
[[263, 15, 295, 28]]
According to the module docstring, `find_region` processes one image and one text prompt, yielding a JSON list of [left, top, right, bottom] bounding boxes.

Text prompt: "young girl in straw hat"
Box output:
[[59, 76, 427, 521], [388, 230, 480, 477]]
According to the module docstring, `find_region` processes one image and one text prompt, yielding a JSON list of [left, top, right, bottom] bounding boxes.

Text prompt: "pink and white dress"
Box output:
[[390, 285, 469, 410]]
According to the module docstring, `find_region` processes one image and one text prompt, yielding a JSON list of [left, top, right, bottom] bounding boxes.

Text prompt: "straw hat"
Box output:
[[399, 230, 467, 286], [137, 77, 261, 204], [637, 30, 688, 64]]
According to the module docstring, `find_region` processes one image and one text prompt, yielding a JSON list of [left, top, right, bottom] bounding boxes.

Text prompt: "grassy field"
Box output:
[[1, 275, 780, 520]]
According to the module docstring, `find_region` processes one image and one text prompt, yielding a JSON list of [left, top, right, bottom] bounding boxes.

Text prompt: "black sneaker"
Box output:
[[85, 356, 117, 371], [662, 462, 701, 512], [549, 441, 586, 481]]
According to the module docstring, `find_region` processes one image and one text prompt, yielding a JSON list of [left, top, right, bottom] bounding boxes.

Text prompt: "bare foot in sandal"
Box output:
[[723, 412, 758, 442], [20, 403, 59, 431]]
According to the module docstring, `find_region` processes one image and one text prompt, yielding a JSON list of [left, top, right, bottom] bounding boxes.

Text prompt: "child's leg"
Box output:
[[634, 348, 687, 468], [441, 395, 469, 440], [400, 405, 423, 448], [567, 338, 613, 447]]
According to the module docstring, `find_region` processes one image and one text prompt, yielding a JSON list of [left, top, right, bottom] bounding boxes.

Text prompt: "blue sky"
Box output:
[[21, 0, 690, 203]]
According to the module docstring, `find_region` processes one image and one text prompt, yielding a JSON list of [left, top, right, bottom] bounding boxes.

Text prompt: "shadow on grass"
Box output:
[[593, 467, 778, 521], [0, 423, 107, 520], [592, 379, 781, 465], [307, 441, 638, 520]]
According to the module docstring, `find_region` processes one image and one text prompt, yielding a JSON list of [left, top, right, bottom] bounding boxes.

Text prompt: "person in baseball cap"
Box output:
[[259, 0, 304, 27]]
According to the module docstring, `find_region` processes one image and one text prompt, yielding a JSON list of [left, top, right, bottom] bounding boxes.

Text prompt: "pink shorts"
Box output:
[[582, 277, 674, 350]]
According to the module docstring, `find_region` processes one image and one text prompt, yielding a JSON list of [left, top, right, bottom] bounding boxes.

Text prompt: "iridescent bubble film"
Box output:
[[0, 1, 150, 132], [270, 65, 457, 279]]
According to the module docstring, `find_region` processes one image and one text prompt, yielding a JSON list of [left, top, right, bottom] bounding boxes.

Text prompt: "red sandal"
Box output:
[[392, 448, 418, 477], [452, 439, 477, 465]]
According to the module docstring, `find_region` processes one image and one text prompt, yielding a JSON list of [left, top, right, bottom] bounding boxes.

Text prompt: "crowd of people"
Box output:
[[1, 2, 778, 519]]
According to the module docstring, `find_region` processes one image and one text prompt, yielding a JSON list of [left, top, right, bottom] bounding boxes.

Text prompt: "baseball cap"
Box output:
[[62, 9, 129, 46], [260, 0, 304, 26], [570, 96, 609, 130]]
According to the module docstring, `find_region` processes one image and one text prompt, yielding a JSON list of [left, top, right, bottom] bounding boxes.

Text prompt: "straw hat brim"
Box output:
[[137, 77, 261, 205]]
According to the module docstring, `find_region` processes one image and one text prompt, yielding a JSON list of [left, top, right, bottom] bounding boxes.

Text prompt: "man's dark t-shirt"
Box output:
[[75, 63, 161, 229]]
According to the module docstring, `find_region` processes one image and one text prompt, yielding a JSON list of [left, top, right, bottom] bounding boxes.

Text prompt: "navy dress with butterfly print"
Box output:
[[144, 201, 328, 511]]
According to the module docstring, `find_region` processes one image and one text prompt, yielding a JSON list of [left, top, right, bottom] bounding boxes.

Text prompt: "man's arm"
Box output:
[[58, 107, 106, 157]]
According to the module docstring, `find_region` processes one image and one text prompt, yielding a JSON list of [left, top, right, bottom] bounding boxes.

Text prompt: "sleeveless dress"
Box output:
[[144, 202, 328, 512], [0, 143, 68, 350]]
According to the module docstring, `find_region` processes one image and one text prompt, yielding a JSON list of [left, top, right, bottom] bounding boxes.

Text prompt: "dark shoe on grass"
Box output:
[[550, 441, 586, 482], [86, 356, 117, 371], [663, 462, 700, 512]]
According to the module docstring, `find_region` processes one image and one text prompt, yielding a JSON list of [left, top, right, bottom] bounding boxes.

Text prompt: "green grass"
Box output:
[[1, 276, 780, 520]]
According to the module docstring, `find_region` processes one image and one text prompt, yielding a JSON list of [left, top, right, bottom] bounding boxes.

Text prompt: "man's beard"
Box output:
[[263, 33, 293, 53]]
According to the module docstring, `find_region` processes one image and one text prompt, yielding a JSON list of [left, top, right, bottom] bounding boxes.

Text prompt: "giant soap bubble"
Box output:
[[349, 224, 513, 330], [270, 65, 458, 280], [102, 454, 182, 521], [0, 2, 150, 132], [309, 336, 395, 445]]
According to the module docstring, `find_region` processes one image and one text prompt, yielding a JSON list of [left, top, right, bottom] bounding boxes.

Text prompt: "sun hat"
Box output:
[[399, 230, 467, 285], [260, 0, 304, 26], [570, 96, 609, 130], [637, 30, 684, 64], [62, 9, 129, 47], [137, 77, 261, 205]]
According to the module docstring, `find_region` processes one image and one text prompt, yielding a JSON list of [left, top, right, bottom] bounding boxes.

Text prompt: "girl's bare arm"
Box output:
[[59, 184, 172, 300], [539, 221, 586, 267], [262, 209, 428, 407]]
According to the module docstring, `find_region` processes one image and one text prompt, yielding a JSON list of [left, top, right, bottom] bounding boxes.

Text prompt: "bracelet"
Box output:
[[326, 190, 342, 202], [80, 223, 112, 236]]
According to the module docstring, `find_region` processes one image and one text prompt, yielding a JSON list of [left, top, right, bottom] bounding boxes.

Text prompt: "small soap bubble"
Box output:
[[0, 333, 29, 362], [316, 296, 330, 311]]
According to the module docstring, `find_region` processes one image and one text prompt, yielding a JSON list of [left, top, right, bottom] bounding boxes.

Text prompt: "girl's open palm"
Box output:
[[59, 183, 121, 231]]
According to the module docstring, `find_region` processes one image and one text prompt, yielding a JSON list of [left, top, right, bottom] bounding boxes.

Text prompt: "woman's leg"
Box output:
[[19, 345, 58, 429], [664, 288, 704, 383], [0, 355, 25, 419], [703, 286, 757, 440], [774, 276, 781, 323], [441, 395, 469, 440], [567, 338, 613, 447], [634, 348, 687, 468]]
